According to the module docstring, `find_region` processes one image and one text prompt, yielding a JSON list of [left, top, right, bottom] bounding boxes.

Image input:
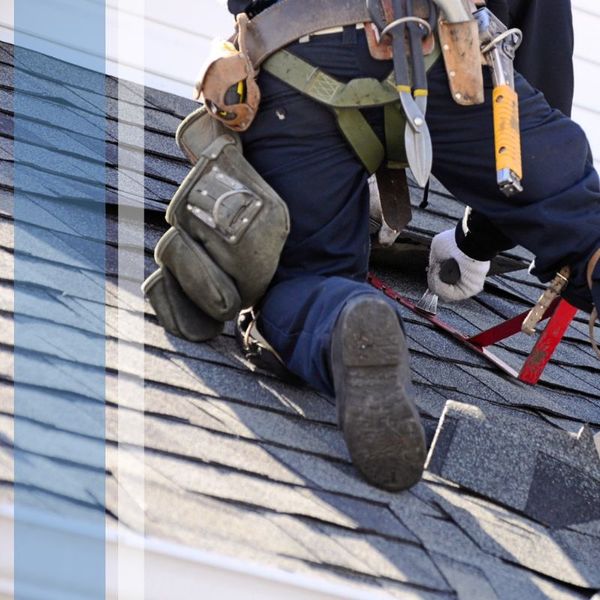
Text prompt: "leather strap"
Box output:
[[242, 0, 436, 67], [243, 0, 372, 67], [587, 248, 600, 290], [588, 248, 600, 360]]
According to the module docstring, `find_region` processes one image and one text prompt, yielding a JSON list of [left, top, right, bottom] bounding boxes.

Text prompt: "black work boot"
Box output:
[[331, 296, 426, 491]]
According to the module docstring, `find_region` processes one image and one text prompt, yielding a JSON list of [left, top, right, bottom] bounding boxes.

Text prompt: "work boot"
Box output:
[[331, 296, 426, 491]]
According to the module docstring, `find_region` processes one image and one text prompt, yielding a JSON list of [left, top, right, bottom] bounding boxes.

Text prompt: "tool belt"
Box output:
[[194, 0, 490, 244], [143, 107, 290, 342], [197, 0, 448, 137]]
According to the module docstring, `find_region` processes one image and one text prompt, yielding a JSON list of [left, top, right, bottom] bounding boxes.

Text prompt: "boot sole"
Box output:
[[333, 297, 426, 491]]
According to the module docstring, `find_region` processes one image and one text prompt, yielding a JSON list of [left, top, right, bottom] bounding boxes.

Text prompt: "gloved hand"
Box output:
[[427, 229, 491, 302]]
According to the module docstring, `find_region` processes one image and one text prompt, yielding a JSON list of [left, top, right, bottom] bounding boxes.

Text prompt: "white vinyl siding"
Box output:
[[107, 0, 233, 92], [0, 0, 232, 93], [572, 1, 600, 166]]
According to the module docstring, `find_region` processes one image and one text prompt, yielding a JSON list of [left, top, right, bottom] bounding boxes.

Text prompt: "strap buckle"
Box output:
[[522, 266, 571, 335]]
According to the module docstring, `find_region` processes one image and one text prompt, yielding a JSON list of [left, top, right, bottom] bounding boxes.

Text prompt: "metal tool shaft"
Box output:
[[431, 0, 471, 23], [475, 7, 523, 196]]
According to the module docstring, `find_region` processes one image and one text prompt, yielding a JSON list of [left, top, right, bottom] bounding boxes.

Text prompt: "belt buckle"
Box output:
[[299, 24, 364, 44]]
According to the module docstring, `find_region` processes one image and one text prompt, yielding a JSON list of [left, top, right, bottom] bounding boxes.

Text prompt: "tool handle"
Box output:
[[493, 84, 522, 181], [392, 42, 411, 93], [406, 0, 427, 95], [391, 0, 411, 91]]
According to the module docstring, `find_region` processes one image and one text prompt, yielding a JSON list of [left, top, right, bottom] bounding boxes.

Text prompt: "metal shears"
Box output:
[[367, 0, 437, 188]]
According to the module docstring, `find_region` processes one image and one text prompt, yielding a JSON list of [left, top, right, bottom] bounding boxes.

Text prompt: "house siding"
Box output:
[[573, 0, 600, 166]]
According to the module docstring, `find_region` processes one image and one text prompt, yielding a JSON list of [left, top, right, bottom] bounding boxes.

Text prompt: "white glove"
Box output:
[[427, 229, 491, 302]]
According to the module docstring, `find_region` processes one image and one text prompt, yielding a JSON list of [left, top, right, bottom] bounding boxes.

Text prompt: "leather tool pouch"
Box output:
[[365, 0, 436, 60], [154, 227, 242, 321], [142, 267, 224, 342], [167, 134, 290, 308], [368, 168, 412, 247], [438, 18, 484, 105], [177, 105, 243, 164], [194, 15, 261, 132], [144, 108, 289, 343]]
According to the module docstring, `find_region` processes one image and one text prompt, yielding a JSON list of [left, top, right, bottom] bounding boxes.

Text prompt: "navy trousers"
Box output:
[[241, 31, 600, 395], [464, 0, 575, 259]]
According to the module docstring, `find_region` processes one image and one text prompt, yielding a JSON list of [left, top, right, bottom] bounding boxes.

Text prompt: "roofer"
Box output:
[[145, 0, 600, 491]]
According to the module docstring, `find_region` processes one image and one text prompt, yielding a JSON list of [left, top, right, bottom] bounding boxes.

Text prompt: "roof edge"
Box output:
[[0, 505, 397, 600]]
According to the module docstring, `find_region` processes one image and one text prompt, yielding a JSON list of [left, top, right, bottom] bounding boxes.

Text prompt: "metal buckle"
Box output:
[[186, 166, 263, 244]]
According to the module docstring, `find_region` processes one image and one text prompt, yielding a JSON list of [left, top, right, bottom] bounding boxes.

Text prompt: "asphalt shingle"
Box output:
[[427, 401, 600, 528], [3, 40, 600, 599]]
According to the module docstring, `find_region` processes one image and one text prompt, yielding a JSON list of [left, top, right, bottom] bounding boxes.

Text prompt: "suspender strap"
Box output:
[[335, 108, 386, 174], [384, 103, 408, 167], [262, 45, 440, 173], [263, 49, 399, 107]]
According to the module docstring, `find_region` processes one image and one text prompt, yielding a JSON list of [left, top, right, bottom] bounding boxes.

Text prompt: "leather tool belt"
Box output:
[[194, 28, 261, 132], [196, 0, 488, 133], [196, 0, 439, 133], [239, 0, 485, 68], [239, 0, 436, 68]]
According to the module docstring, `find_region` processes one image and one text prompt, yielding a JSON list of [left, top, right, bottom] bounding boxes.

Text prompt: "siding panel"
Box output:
[[572, 0, 600, 17], [572, 107, 600, 167], [573, 10, 600, 64], [573, 57, 600, 113], [572, 6, 600, 167]]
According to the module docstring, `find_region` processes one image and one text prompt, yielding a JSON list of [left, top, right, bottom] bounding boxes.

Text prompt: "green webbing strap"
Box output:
[[263, 49, 400, 108], [262, 44, 441, 173], [334, 108, 385, 174], [384, 103, 408, 167], [263, 49, 399, 172]]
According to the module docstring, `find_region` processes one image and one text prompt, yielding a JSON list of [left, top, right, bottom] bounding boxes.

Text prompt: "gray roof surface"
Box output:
[[1, 41, 599, 599]]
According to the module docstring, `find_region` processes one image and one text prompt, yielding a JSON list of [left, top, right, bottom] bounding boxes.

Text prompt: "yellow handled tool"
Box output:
[[475, 7, 524, 196], [493, 84, 522, 194]]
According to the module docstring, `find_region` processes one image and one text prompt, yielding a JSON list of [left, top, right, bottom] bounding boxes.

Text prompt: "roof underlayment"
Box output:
[[1, 42, 600, 599]]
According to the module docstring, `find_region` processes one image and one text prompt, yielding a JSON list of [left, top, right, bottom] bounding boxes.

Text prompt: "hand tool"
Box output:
[[430, 0, 471, 23], [415, 257, 461, 314], [370, 272, 579, 385], [405, 0, 435, 182], [474, 7, 523, 196], [367, 0, 434, 188], [392, 0, 433, 187]]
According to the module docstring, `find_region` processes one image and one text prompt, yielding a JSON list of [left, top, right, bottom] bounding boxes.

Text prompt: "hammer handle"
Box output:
[[493, 84, 522, 181]]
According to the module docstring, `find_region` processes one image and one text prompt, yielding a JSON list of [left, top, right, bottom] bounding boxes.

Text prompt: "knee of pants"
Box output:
[[258, 278, 407, 395]]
